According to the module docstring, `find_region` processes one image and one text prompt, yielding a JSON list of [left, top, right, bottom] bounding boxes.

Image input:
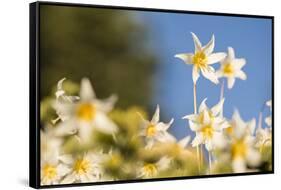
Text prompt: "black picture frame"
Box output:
[[29, 1, 274, 189]]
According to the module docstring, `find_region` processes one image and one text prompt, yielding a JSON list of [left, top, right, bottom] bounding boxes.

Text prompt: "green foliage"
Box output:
[[40, 5, 157, 108]]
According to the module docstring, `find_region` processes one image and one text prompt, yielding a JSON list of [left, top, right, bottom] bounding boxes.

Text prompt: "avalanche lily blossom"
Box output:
[[183, 98, 229, 151], [217, 47, 247, 89], [54, 78, 118, 142], [227, 110, 260, 173], [138, 157, 171, 178], [175, 32, 226, 84], [139, 105, 175, 148], [61, 152, 104, 184]]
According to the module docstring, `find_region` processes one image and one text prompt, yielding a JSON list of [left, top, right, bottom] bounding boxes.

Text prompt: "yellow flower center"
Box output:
[[198, 111, 215, 124], [192, 52, 208, 68], [225, 126, 234, 135], [146, 124, 157, 137], [42, 164, 57, 180], [201, 124, 214, 139], [143, 163, 157, 176], [76, 103, 96, 121], [231, 139, 247, 159], [223, 63, 234, 76], [73, 158, 91, 175]]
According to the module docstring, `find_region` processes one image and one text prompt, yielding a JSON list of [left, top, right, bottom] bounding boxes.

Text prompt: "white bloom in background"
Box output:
[[54, 78, 118, 142], [217, 47, 247, 89], [265, 100, 272, 127], [175, 32, 226, 84], [138, 157, 171, 178], [61, 152, 104, 184], [41, 128, 71, 185], [139, 105, 175, 148], [183, 98, 228, 151], [255, 127, 272, 149], [227, 110, 260, 173], [170, 135, 192, 157]]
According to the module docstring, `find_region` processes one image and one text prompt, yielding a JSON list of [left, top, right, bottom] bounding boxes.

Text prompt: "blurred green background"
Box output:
[[40, 5, 158, 108]]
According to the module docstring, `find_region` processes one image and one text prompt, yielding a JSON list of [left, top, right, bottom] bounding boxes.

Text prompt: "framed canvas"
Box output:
[[29, 1, 274, 188]]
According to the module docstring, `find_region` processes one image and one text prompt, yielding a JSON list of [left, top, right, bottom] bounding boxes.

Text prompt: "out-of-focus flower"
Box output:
[[61, 152, 104, 184], [265, 100, 272, 127], [138, 157, 171, 178], [183, 98, 228, 151], [54, 78, 118, 142], [139, 105, 175, 148], [255, 127, 272, 149], [227, 110, 260, 173], [175, 32, 226, 84], [217, 47, 247, 89], [41, 128, 71, 185], [169, 135, 192, 157]]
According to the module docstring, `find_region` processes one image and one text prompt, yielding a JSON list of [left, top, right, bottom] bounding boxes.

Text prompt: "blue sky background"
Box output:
[[134, 11, 272, 139]]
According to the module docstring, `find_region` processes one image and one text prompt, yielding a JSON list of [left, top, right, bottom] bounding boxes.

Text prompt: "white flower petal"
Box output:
[[189, 120, 200, 131], [60, 173, 76, 184], [54, 119, 77, 136], [93, 112, 118, 134], [227, 47, 235, 60], [199, 98, 208, 113], [182, 114, 198, 121], [207, 53, 226, 65], [191, 32, 202, 52], [201, 67, 219, 84], [203, 34, 215, 55], [151, 105, 160, 124], [80, 78, 96, 101], [227, 77, 235, 89], [192, 66, 200, 84], [174, 53, 193, 64], [211, 98, 225, 116], [95, 94, 118, 113], [233, 58, 246, 70], [246, 149, 261, 167], [191, 133, 204, 147], [236, 70, 247, 80]]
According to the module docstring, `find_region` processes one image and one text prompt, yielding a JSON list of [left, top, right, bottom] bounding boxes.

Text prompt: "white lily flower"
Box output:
[[265, 100, 272, 127], [61, 152, 104, 184], [217, 47, 247, 89], [138, 156, 171, 178], [183, 98, 228, 151], [255, 127, 272, 149], [139, 105, 175, 148], [227, 110, 260, 173], [175, 32, 226, 84], [54, 78, 118, 142]]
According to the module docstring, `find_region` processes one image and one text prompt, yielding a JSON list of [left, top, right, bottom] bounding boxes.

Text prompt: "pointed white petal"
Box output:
[[233, 58, 246, 70], [93, 112, 118, 134], [199, 98, 208, 112], [95, 94, 118, 113], [227, 77, 235, 89], [203, 34, 215, 55], [211, 98, 225, 116], [191, 32, 202, 52], [228, 47, 235, 60], [80, 78, 96, 101], [174, 53, 193, 64], [207, 53, 227, 65], [191, 133, 204, 147], [201, 67, 219, 84], [192, 66, 200, 84], [182, 114, 198, 121], [236, 70, 247, 80], [189, 120, 200, 131], [151, 104, 160, 124]]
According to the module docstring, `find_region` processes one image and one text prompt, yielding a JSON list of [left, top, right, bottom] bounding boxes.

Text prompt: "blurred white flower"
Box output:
[[265, 100, 272, 127], [54, 78, 118, 142], [255, 127, 272, 149], [175, 32, 226, 84], [138, 157, 171, 178], [183, 98, 228, 151], [216, 47, 247, 89], [41, 128, 71, 185], [227, 110, 260, 173], [139, 105, 175, 148], [61, 152, 104, 184]]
